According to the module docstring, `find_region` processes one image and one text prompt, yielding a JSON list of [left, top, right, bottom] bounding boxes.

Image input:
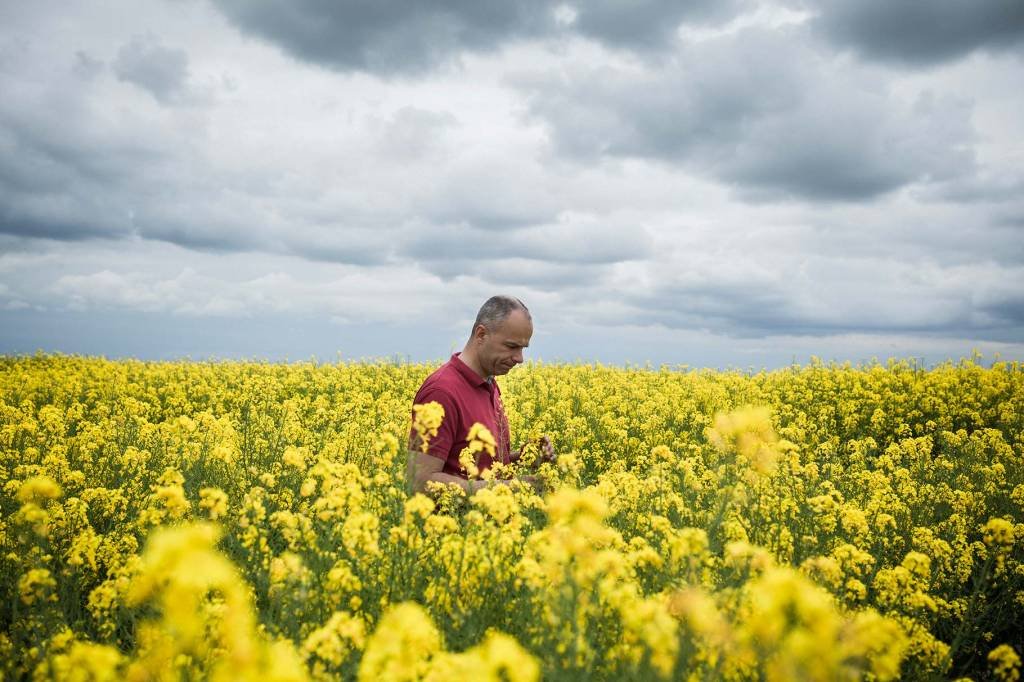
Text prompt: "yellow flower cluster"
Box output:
[[1, 353, 1022, 680]]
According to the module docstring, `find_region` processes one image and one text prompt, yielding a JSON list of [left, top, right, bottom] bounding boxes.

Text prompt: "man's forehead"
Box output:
[[503, 330, 532, 345], [495, 312, 533, 342]]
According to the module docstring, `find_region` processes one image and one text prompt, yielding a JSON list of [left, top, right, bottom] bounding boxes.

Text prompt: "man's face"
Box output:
[[476, 309, 533, 377]]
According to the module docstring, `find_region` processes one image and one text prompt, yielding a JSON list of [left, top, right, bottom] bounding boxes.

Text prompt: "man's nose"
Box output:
[[513, 350, 523, 364]]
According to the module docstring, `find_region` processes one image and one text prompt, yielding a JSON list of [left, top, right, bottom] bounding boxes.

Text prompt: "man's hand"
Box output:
[[511, 435, 556, 469], [517, 474, 545, 494], [536, 435, 555, 465]]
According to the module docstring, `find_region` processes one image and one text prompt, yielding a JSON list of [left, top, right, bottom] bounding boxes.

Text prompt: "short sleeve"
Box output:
[[410, 387, 458, 462]]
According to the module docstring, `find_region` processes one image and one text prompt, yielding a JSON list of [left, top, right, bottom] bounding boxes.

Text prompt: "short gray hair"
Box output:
[[472, 295, 530, 335]]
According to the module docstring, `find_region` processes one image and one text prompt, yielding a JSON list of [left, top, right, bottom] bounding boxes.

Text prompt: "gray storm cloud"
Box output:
[[113, 36, 191, 104], [210, 0, 554, 75], [208, 0, 750, 75], [810, 0, 1024, 66], [514, 26, 976, 201], [0, 0, 1022, 364]]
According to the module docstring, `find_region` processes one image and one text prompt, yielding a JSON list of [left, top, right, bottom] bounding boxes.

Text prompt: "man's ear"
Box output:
[[473, 324, 487, 343]]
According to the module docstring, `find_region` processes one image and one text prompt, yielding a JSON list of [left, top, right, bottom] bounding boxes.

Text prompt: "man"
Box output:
[[408, 295, 553, 495]]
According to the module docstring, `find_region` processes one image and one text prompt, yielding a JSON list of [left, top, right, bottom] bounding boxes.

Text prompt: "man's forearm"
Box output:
[[417, 472, 514, 496], [408, 451, 527, 496], [417, 471, 474, 495]]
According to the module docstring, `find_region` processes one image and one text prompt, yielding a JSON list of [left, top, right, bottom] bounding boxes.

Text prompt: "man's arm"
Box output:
[[407, 451, 539, 496], [408, 450, 480, 495]]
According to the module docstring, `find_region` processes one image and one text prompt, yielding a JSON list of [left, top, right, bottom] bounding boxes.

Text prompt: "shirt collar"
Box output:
[[451, 352, 490, 388]]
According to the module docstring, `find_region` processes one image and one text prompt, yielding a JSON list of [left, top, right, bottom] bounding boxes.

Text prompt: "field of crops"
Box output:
[[1, 354, 1022, 680]]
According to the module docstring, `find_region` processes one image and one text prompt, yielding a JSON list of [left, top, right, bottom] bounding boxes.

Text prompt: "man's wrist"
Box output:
[[466, 478, 513, 494]]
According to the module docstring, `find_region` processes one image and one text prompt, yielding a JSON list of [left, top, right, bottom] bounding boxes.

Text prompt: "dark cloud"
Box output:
[[283, 226, 395, 266], [73, 51, 104, 80], [619, 281, 799, 337], [427, 257, 611, 289], [0, 112, 143, 242], [0, 123, 160, 195], [812, 0, 1024, 66], [516, 27, 976, 201], [723, 90, 975, 201], [570, 0, 746, 51], [0, 65, 385, 265], [806, 206, 1024, 269], [994, 213, 1024, 230], [982, 298, 1024, 330], [0, 109, 391, 264], [0, 212, 126, 242], [0, 307, 462, 362], [0, 90, 169, 242], [594, 249, 1024, 341], [2, 0, 1021, 364], [514, 33, 800, 160], [211, 0, 553, 75], [400, 220, 652, 266], [615, 281, 979, 339], [916, 174, 1024, 204], [138, 218, 262, 254], [112, 36, 190, 103], [209, 0, 751, 75]]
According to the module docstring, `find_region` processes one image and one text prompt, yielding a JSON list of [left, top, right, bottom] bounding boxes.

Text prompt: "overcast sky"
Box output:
[[1, 1, 1022, 368]]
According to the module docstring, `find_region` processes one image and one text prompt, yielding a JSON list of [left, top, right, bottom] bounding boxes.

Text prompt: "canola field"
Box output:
[[1, 354, 1022, 681]]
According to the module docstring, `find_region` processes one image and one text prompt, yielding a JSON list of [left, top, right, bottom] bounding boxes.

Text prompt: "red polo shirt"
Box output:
[[411, 353, 511, 478]]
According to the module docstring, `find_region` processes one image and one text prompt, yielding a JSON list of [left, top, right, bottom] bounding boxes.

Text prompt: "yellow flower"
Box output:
[[46, 641, 124, 682], [17, 475, 62, 504], [989, 644, 1021, 682], [269, 552, 310, 598], [358, 602, 442, 682], [667, 587, 728, 644], [342, 511, 381, 557], [725, 540, 775, 575], [471, 485, 520, 524], [4, 352, 1021, 680], [545, 487, 608, 524], [469, 631, 540, 682], [199, 487, 229, 520], [404, 494, 436, 523], [844, 578, 867, 602], [841, 610, 909, 680], [125, 523, 310, 680], [650, 444, 674, 462], [283, 445, 309, 470], [424, 514, 458, 537], [412, 402, 445, 453], [902, 551, 931, 582], [801, 555, 843, 591], [300, 478, 318, 497], [155, 483, 189, 518], [425, 631, 540, 682], [982, 518, 1014, 549], [325, 559, 363, 606], [457, 423, 498, 479], [67, 527, 101, 570], [705, 406, 784, 476], [302, 611, 366, 670], [19, 568, 57, 605]]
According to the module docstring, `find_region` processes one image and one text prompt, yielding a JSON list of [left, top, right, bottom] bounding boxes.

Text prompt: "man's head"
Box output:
[[467, 295, 533, 378]]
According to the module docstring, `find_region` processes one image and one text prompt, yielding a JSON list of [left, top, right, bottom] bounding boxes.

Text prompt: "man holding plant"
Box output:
[[408, 295, 554, 495]]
